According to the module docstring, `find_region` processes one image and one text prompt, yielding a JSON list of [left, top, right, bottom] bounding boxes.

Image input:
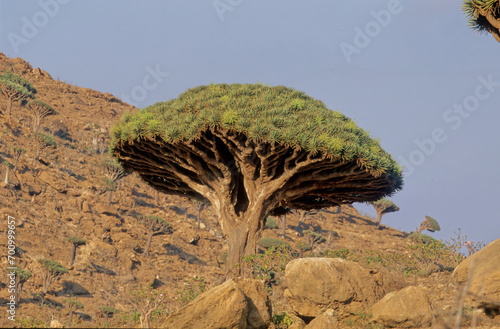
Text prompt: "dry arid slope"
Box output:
[[0, 53, 497, 328]]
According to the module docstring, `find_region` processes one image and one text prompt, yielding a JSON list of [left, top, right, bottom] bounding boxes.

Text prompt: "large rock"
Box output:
[[305, 309, 336, 329], [371, 286, 433, 328], [164, 279, 271, 329], [453, 238, 500, 314], [284, 258, 383, 320]]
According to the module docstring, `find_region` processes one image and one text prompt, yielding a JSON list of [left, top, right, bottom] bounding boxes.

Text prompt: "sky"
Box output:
[[1, 0, 499, 246]]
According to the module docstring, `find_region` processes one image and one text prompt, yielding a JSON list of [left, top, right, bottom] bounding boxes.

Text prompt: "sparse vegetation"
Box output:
[[100, 157, 127, 204], [139, 215, 173, 256], [129, 285, 167, 328], [38, 258, 68, 294], [63, 297, 83, 326]]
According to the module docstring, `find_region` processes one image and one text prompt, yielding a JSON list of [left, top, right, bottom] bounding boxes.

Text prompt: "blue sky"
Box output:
[[1, 0, 499, 246]]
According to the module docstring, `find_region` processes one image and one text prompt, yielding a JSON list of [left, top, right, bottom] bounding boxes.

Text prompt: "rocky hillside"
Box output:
[[0, 53, 498, 328]]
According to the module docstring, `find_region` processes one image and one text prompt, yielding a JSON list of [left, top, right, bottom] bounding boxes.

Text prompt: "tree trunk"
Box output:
[[376, 209, 383, 226], [197, 207, 202, 230], [6, 99, 12, 116], [70, 244, 77, 266], [107, 190, 113, 204], [144, 233, 153, 256], [282, 214, 286, 238], [4, 166, 8, 184]]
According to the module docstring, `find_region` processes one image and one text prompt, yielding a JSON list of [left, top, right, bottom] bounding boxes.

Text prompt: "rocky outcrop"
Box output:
[[371, 286, 433, 328], [453, 238, 500, 316], [284, 258, 384, 320], [163, 279, 271, 329]]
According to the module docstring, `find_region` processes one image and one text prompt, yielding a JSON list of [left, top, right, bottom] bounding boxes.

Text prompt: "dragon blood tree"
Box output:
[[110, 83, 403, 277], [370, 198, 400, 226], [463, 0, 500, 43]]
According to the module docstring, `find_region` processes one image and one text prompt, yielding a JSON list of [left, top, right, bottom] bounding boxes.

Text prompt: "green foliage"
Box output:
[[141, 215, 173, 234], [409, 232, 437, 244], [0, 72, 36, 102], [34, 132, 57, 149], [1, 160, 13, 169], [175, 277, 207, 306], [371, 198, 397, 209], [67, 236, 86, 246], [304, 230, 326, 243], [264, 216, 279, 229], [257, 238, 288, 249], [0, 71, 36, 94], [295, 241, 312, 252], [240, 245, 294, 291], [110, 83, 403, 187], [28, 99, 56, 114], [98, 306, 119, 318], [38, 259, 68, 274], [322, 248, 354, 259], [103, 177, 116, 191], [63, 297, 84, 309], [421, 215, 441, 232], [272, 312, 294, 328], [10, 265, 32, 281], [462, 0, 500, 33], [15, 317, 45, 328]]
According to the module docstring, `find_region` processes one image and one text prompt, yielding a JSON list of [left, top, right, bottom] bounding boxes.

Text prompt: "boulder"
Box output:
[[284, 258, 383, 319], [371, 286, 433, 328], [234, 278, 272, 329], [453, 238, 500, 314], [164, 279, 271, 329], [305, 309, 336, 329]]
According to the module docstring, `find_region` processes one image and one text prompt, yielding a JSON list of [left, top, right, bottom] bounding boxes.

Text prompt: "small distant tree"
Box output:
[[97, 306, 118, 324], [12, 148, 25, 173], [33, 132, 57, 162], [67, 236, 86, 267], [417, 215, 441, 234], [264, 216, 279, 230], [27, 99, 57, 133], [370, 198, 400, 226], [191, 200, 210, 230], [140, 215, 173, 256], [463, 0, 500, 43], [2, 160, 13, 184], [130, 285, 166, 329], [9, 265, 32, 305], [100, 158, 126, 204], [295, 209, 316, 235], [38, 259, 68, 294], [0, 72, 36, 116], [63, 297, 84, 326], [303, 230, 326, 251]]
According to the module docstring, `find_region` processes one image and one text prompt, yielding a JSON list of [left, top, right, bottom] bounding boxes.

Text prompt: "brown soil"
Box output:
[[0, 53, 497, 328]]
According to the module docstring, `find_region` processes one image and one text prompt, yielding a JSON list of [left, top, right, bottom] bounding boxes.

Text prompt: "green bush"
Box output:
[[409, 232, 436, 244], [258, 238, 288, 249], [264, 216, 279, 229]]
